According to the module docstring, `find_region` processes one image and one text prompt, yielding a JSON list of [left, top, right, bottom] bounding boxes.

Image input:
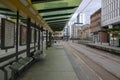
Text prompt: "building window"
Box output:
[[118, 0, 119, 8], [114, 10, 116, 17], [114, 1, 115, 11], [119, 8, 120, 16], [114, 11, 115, 18], [116, 9, 118, 17], [111, 12, 113, 19], [112, 2, 114, 11], [119, 0, 120, 8], [110, 13, 112, 19], [118, 9, 119, 17]]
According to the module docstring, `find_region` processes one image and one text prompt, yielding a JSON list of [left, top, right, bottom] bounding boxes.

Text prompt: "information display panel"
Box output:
[[20, 24, 27, 45], [1, 18, 15, 49], [31, 28, 34, 43]]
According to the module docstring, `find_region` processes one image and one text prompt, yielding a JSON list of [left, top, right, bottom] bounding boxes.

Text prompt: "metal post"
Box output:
[[113, 33, 115, 46], [34, 23, 36, 51], [26, 18, 31, 57], [46, 30, 48, 49], [72, 25, 74, 42], [41, 27, 43, 54], [67, 27, 69, 41], [38, 29, 40, 50], [49, 32, 52, 47], [100, 32, 102, 45], [16, 10, 19, 61]]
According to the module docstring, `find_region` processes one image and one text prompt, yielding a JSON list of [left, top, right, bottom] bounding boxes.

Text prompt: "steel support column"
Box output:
[[49, 32, 52, 47], [26, 18, 31, 57], [16, 10, 19, 60], [38, 28, 40, 50], [41, 27, 43, 54], [34, 23, 36, 51], [46, 30, 48, 49]]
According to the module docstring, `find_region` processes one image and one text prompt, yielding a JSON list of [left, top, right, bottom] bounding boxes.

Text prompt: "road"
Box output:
[[63, 42, 120, 80]]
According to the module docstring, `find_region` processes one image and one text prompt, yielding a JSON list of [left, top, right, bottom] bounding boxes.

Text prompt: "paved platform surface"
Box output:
[[68, 42, 120, 79], [77, 40, 120, 54], [19, 43, 78, 80], [88, 43, 120, 51]]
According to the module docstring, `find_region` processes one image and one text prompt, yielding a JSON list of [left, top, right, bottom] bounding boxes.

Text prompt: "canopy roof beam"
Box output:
[[45, 17, 70, 21], [43, 13, 72, 18], [48, 21, 67, 24], [32, 0, 62, 4], [38, 6, 77, 13]]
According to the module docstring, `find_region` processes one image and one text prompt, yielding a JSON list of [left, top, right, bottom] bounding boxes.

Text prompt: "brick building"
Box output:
[[90, 8, 109, 43]]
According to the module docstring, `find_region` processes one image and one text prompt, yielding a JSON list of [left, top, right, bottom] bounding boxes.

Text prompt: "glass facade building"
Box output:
[[101, 0, 120, 47]]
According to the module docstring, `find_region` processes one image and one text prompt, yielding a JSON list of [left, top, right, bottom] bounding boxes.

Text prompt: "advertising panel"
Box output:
[[31, 28, 34, 43], [1, 18, 15, 49], [20, 24, 27, 45]]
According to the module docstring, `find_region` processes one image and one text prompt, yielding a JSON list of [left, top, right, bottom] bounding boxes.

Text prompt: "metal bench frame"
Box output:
[[9, 57, 33, 80]]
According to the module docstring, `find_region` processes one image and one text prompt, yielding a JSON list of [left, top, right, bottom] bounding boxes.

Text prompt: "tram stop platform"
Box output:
[[19, 42, 78, 80], [78, 40, 120, 55]]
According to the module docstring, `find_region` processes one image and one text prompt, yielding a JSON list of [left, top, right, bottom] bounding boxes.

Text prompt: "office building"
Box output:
[[101, 0, 120, 46]]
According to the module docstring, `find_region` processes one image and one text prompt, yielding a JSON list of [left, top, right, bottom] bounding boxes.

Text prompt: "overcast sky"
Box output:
[[68, 0, 101, 26]]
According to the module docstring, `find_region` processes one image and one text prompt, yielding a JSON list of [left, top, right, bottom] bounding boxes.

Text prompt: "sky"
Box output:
[[68, 0, 101, 26]]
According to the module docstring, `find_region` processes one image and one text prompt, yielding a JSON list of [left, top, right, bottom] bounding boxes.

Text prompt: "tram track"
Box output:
[[74, 43, 120, 64], [64, 42, 120, 80]]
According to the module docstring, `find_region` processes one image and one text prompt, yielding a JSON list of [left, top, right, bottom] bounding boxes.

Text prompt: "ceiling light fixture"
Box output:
[[19, 0, 28, 6]]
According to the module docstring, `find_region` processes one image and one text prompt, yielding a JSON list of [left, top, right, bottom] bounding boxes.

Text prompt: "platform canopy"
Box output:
[[32, 0, 82, 31], [0, 0, 82, 32], [0, 0, 52, 31]]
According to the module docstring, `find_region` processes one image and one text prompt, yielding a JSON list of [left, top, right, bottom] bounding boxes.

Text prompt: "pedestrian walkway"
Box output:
[[19, 43, 78, 80]]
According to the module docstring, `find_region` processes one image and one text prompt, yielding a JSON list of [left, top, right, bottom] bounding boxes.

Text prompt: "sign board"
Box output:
[[1, 18, 15, 49], [74, 23, 83, 27], [31, 27, 34, 43], [20, 24, 27, 45], [36, 29, 38, 42]]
